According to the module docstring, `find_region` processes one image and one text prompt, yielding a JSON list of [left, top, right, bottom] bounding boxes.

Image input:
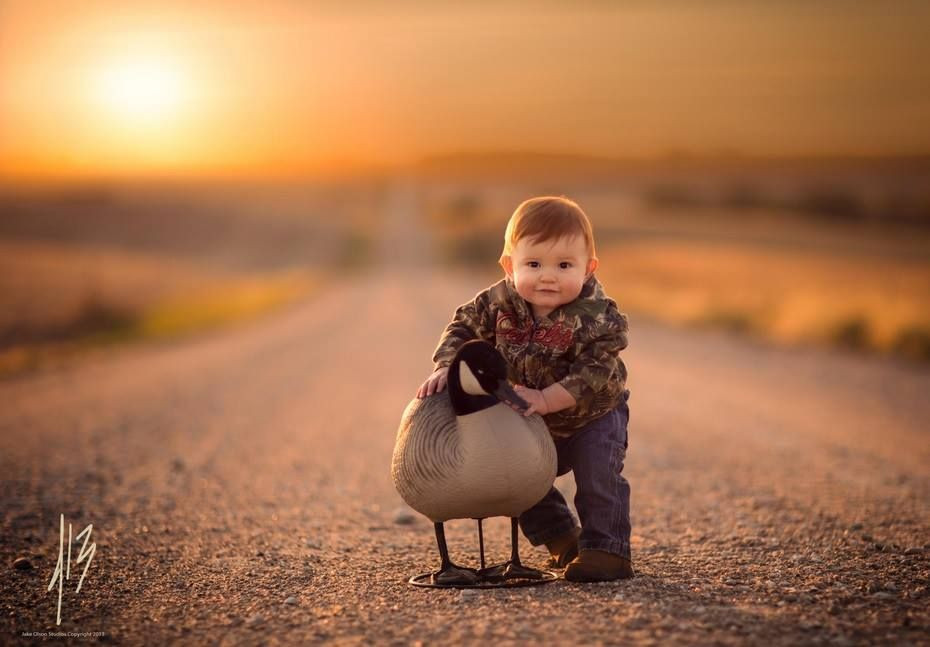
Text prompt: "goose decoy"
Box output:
[[392, 340, 557, 586]]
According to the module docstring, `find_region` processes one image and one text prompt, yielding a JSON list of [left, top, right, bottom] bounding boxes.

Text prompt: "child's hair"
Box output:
[[500, 196, 597, 262]]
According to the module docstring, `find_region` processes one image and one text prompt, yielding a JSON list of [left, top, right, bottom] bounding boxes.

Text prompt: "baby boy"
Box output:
[[417, 196, 633, 581]]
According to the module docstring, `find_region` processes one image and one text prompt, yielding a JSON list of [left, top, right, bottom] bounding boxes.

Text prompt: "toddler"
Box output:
[[416, 196, 632, 582]]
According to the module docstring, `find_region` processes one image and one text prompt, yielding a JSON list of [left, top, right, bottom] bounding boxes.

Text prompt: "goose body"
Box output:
[[392, 390, 556, 522]]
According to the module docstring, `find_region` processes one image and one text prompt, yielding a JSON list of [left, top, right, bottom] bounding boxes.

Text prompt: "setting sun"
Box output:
[[93, 56, 187, 127]]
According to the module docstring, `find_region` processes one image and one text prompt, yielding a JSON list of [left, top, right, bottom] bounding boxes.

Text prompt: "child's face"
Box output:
[[501, 234, 598, 318]]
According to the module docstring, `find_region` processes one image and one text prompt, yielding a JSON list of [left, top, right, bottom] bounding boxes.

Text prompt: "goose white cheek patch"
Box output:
[[458, 362, 486, 396], [459, 358, 529, 412]]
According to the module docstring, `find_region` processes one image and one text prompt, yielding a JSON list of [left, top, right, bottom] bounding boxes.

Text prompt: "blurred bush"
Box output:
[[829, 316, 872, 351], [892, 326, 930, 362], [0, 294, 135, 349], [444, 194, 482, 224], [794, 186, 864, 222], [444, 232, 500, 266], [643, 184, 704, 209], [339, 233, 372, 270], [640, 181, 930, 227]]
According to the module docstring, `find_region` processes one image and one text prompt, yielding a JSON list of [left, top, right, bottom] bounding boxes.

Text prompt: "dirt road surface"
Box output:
[[2, 182, 929, 645]]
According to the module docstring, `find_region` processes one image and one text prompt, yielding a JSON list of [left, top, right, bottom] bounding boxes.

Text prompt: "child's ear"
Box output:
[[586, 257, 599, 278], [500, 255, 514, 278]]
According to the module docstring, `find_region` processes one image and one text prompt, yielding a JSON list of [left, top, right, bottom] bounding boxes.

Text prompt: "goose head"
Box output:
[[447, 341, 528, 416]]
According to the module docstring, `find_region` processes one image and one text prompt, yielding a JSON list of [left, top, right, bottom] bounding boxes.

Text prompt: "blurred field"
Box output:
[[419, 158, 930, 362], [597, 239, 930, 360], [0, 180, 383, 376]]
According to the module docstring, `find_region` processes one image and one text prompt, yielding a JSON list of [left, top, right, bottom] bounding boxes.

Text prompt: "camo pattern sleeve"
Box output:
[[431, 285, 498, 370], [547, 299, 629, 436]]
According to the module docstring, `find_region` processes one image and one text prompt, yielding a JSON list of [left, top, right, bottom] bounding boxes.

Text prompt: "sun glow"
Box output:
[[93, 56, 187, 127]]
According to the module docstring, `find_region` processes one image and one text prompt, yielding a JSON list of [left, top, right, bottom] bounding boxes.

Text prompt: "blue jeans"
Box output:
[[519, 392, 631, 560]]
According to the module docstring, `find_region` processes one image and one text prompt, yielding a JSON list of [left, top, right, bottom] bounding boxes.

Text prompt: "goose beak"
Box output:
[[493, 381, 529, 413]]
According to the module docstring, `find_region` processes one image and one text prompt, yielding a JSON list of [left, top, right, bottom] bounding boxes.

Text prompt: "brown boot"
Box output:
[[544, 527, 581, 569], [564, 549, 634, 582]]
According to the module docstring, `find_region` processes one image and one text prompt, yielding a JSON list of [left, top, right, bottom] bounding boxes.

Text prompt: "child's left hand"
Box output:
[[510, 385, 549, 417]]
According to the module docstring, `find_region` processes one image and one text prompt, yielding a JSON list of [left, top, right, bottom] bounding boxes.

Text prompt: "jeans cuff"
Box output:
[[579, 539, 632, 561], [522, 520, 579, 547]]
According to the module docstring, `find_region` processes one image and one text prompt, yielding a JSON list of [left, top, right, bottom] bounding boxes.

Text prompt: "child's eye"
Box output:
[[527, 261, 540, 268], [559, 262, 572, 269]]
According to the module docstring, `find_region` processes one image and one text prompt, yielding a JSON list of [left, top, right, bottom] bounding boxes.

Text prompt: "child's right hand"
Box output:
[[416, 367, 449, 399]]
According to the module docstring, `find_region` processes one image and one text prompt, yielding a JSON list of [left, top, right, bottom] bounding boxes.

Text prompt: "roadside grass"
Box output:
[[134, 271, 316, 340], [0, 239, 330, 378], [0, 270, 318, 378], [595, 240, 930, 361]]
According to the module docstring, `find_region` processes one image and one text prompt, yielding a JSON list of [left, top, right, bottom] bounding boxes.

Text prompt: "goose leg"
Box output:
[[478, 518, 548, 581], [432, 522, 478, 585], [477, 518, 486, 571], [502, 517, 548, 580]]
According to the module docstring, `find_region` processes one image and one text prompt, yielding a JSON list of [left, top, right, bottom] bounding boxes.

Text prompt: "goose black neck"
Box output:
[[447, 356, 499, 416]]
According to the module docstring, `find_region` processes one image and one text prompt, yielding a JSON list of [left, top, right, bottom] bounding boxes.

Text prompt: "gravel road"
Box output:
[[2, 182, 929, 645]]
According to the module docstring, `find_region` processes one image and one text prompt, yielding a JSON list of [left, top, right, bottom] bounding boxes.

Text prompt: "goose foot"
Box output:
[[478, 561, 547, 581], [503, 562, 548, 580], [431, 521, 479, 585], [432, 564, 479, 586], [476, 517, 548, 581], [477, 563, 506, 581]]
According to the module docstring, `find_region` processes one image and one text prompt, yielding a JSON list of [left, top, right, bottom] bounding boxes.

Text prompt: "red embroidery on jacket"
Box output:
[[496, 312, 532, 344], [533, 322, 574, 352], [496, 312, 573, 352]]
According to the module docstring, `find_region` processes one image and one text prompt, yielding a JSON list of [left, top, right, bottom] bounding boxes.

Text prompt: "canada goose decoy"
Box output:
[[392, 340, 558, 586]]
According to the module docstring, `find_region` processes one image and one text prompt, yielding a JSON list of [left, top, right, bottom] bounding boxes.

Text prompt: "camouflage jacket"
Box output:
[[432, 275, 628, 437]]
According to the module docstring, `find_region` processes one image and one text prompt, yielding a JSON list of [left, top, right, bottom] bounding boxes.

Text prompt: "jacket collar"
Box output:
[[503, 274, 606, 323]]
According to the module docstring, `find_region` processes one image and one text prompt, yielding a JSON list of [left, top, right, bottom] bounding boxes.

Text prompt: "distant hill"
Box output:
[[410, 151, 930, 226], [411, 151, 930, 182]]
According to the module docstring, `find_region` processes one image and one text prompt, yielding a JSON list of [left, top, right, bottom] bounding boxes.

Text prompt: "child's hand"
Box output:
[[510, 385, 550, 417], [416, 367, 449, 399]]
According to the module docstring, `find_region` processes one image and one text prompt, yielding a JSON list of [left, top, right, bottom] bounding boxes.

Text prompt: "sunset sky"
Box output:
[[1, 0, 929, 179]]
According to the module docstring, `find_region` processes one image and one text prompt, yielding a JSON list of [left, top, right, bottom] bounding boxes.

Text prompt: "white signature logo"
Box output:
[[47, 514, 96, 626]]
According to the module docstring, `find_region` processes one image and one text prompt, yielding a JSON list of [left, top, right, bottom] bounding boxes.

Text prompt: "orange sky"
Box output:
[[1, 0, 929, 179]]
